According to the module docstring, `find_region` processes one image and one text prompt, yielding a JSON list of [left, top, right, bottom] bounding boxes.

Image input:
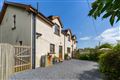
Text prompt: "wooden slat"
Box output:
[[14, 63, 31, 68], [14, 45, 31, 72], [16, 49, 30, 56], [16, 55, 31, 58]]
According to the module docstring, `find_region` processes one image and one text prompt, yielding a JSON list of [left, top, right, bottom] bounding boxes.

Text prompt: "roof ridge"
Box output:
[[0, 1, 54, 26]]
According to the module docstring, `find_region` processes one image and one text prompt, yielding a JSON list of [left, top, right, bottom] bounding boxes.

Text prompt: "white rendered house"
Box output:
[[0, 2, 77, 68]]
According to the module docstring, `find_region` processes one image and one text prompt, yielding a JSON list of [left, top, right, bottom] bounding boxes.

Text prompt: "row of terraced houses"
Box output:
[[0, 2, 77, 68]]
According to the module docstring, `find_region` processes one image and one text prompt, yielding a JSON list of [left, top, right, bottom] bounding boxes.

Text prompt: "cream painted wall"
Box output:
[[51, 18, 65, 59], [64, 31, 73, 57], [35, 17, 65, 67], [51, 18, 77, 58], [72, 40, 77, 53], [52, 19, 61, 27], [0, 5, 32, 46]]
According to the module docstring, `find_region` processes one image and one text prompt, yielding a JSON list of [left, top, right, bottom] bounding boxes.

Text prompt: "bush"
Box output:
[[52, 55, 58, 64], [99, 44, 120, 80], [64, 53, 68, 60], [79, 53, 89, 60], [91, 50, 104, 61], [99, 43, 113, 49], [73, 51, 81, 59], [79, 49, 103, 61]]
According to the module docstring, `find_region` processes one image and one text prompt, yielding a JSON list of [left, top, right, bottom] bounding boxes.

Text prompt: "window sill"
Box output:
[[54, 33, 60, 36], [49, 52, 55, 54]]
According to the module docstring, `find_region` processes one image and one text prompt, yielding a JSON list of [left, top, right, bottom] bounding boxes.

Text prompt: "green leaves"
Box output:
[[101, 3, 111, 13], [116, 11, 120, 23], [88, 9, 95, 16], [88, 0, 120, 26], [99, 44, 120, 80], [110, 12, 115, 26], [102, 12, 112, 18]]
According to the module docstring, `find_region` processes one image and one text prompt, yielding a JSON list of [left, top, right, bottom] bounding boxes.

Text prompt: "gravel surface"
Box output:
[[11, 59, 102, 80]]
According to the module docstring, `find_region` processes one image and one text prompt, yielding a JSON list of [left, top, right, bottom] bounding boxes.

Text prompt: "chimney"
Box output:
[[37, 2, 39, 13]]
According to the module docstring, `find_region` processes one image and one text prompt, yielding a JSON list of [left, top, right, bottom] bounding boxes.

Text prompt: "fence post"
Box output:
[[0, 43, 14, 80]]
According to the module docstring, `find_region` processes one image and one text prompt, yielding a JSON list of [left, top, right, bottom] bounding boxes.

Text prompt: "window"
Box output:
[[19, 41, 22, 46], [12, 14, 16, 30], [68, 35, 71, 41], [50, 44, 55, 53], [67, 47, 71, 53], [59, 46, 62, 53], [54, 24, 60, 35]]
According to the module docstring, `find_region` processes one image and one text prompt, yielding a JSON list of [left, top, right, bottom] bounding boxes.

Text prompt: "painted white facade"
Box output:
[[51, 18, 65, 60], [35, 17, 65, 67], [64, 31, 73, 57], [0, 2, 77, 68]]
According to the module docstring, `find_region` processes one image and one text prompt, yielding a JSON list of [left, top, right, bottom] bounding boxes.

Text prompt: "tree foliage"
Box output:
[[99, 43, 113, 49], [99, 44, 120, 80], [88, 0, 120, 26]]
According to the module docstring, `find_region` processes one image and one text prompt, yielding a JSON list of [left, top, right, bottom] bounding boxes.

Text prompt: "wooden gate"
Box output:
[[14, 45, 31, 72]]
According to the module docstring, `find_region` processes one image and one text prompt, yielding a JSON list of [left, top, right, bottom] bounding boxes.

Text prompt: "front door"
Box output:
[[59, 46, 63, 61]]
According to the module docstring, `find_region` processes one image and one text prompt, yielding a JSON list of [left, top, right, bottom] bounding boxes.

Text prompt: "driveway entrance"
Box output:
[[11, 59, 102, 80]]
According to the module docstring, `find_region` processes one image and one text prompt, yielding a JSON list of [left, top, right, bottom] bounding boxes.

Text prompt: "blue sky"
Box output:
[[0, 0, 120, 48]]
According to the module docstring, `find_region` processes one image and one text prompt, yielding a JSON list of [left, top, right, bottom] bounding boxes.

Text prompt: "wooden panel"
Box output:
[[0, 44, 14, 80], [14, 45, 31, 72]]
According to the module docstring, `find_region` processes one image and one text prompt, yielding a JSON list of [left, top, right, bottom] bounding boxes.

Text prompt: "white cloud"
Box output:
[[95, 26, 120, 44], [80, 36, 91, 40]]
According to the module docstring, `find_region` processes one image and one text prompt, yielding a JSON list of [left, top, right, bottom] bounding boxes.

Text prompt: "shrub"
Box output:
[[99, 44, 120, 80], [99, 43, 113, 49], [79, 49, 103, 61], [113, 44, 120, 51], [90, 50, 104, 61], [52, 55, 58, 64], [73, 51, 81, 59], [79, 53, 89, 60], [64, 53, 68, 60]]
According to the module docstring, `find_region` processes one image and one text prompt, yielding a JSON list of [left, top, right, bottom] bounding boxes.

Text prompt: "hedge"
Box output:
[[99, 44, 120, 80]]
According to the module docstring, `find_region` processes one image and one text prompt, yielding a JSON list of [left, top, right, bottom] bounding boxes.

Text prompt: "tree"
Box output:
[[88, 0, 120, 26], [99, 43, 113, 49]]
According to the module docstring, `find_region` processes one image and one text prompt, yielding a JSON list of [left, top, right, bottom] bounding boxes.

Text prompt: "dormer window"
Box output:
[[68, 35, 71, 41], [12, 14, 16, 30], [54, 24, 60, 36]]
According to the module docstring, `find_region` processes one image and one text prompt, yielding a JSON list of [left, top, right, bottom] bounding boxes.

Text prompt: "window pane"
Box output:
[[54, 25, 60, 35], [59, 46, 62, 53], [68, 35, 70, 41], [50, 44, 55, 53], [67, 47, 70, 53]]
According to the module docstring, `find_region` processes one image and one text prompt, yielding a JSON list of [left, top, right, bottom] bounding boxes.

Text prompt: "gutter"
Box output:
[[32, 13, 36, 69]]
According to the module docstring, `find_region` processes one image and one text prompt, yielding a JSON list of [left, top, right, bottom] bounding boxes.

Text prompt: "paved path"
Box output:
[[11, 59, 102, 80]]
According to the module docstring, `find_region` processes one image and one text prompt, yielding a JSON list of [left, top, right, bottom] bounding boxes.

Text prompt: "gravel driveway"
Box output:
[[11, 59, 102, 80]]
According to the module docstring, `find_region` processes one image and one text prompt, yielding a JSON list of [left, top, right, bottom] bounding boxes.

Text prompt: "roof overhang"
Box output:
[[0, 1, 54, 26], [48, 16, 63, 28]]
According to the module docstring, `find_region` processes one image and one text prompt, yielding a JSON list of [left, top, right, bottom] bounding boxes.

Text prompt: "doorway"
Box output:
[[59, 46, 63, 61]]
